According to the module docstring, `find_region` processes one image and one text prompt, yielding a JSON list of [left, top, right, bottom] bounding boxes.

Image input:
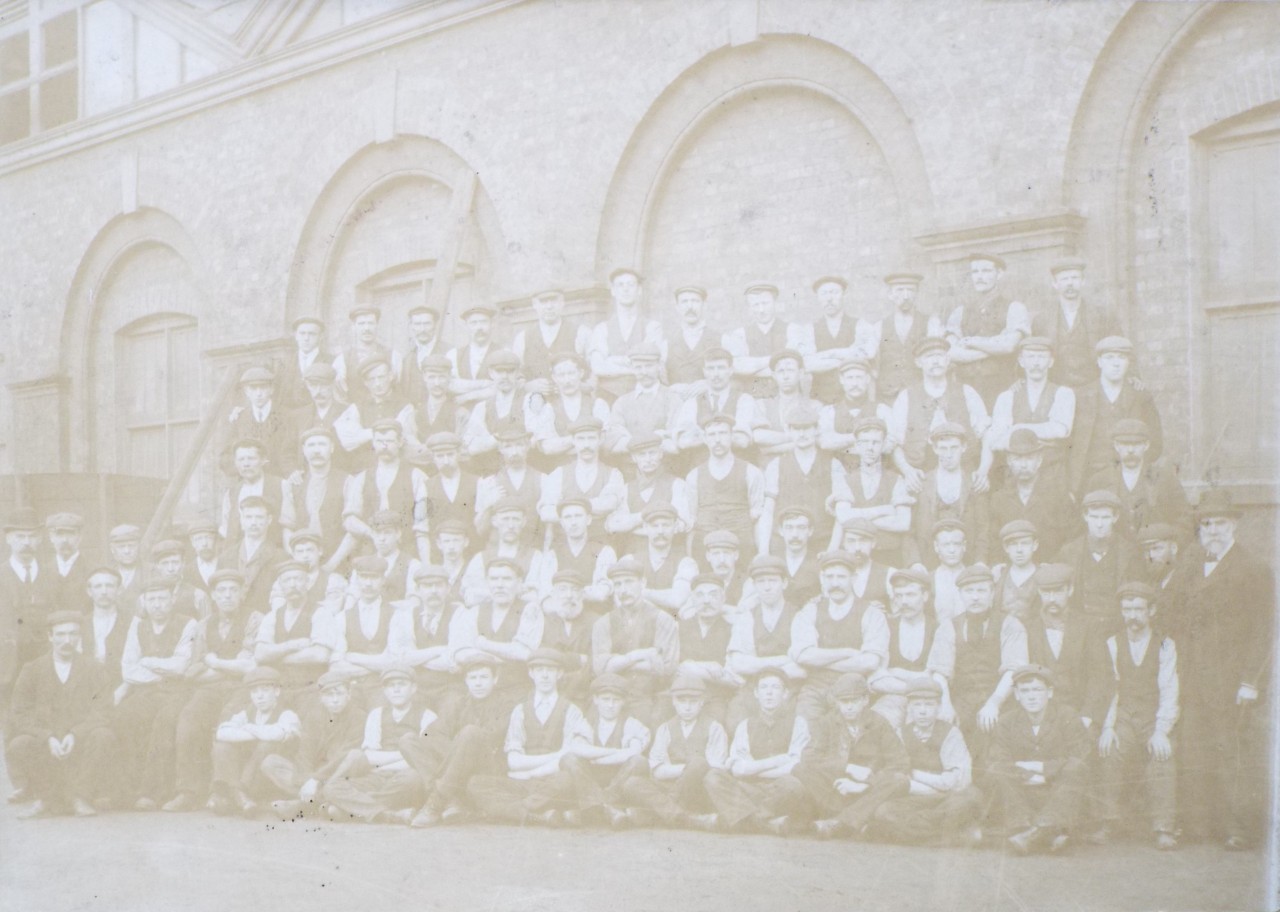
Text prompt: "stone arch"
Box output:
[[283, 136, 509, 346], [60, 208, 212, 473], [597, 34, 935, 319]]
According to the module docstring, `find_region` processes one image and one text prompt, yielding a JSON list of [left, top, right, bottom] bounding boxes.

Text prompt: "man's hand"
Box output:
[[845, 763, 872, 782], [229, 405, 245, 422], [1147, 731, 1173, 762], [113, 683, 130, 706], [47, 736, 65, 760], [60, 734, 75, 756], [970, 470, 990, 494], [900, 464, 926, 496], [285, 469, 305, 486], [299, 779, 319, 802], [834, 778, 868, 796], [1098, 727, 1120, 758], [977, 701, 1000, 733], [1236, 684, 1259, 705], [1127, 376, 1145, 392]]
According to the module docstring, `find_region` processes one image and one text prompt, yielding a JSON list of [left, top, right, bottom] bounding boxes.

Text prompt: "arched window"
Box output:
[[115, 313, 200, 479]]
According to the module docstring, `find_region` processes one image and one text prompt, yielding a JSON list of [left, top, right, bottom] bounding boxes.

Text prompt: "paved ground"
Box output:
[[0, 801, 1271, 912]]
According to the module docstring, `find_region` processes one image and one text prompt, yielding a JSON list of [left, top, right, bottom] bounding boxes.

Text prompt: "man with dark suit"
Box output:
[[1084, 419, 1191, 539], [45, 512, 89, 607], [216, 497, 287, 616], [7, 611, 117, 817], [2, 508, 60, 705], [223, 366, 295, 477], [276, 316, 331, 411], [988, 429, 1076, 563], [1031, 258, 1121, 389], [83, 566, 131, 690], [1169, 489, 1274, 849]]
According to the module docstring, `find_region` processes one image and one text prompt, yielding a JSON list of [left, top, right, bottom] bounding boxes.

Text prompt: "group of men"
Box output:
[[0, 254, 1272, 856]]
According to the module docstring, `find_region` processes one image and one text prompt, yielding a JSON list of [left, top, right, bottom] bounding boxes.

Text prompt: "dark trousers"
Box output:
[[703, 768, 809, 827], [467, 770, 579, 823], [874, 786, 985, 844], [621, 758, 713, 823], [952, 692, 994, 781], [404, 724, 503, 811], [112, 684, 190, 800], [321, 749, 427, 821], [1179, 701, 1264, 841], [173, 682, 241, 797], [559, 753, 645, 812], [991, 757, 1088, 832], [259, 753, 307, 799], [1098, 713, 1175, 834], [793, 760, 909, 831], [210, 740, 279, 799], [6, 728, 117, 806]]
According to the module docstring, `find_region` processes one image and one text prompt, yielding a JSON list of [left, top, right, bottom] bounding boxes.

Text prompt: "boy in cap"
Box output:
[[558, 672, 651, 826], [789, 548, 891, 722], [704, 667, 811, 833], [909, 424, 990, 569], [208, 667, 301, 816], [876, 272, 943, 405], [1093, 581, 1178, 849], [801, 275, 879, 405], [8, 611, 117, 817], [261, 670, 364, 818], [1056, 490, 1139, 638], [467, 648, 592, 824], [930, 518, 970, 623], [112, 580, 199, 809], [1084, 418, 1191, 538], [587, 268, 664, 401], [676, 574, 743, 724], [988, 664, 1091, 854], [987, 429, 1076, 561], [992, 520, 1041, 621], [888, 336, 991, 494], [45, 512, 88, 605], [795, 671, 909, 838], [945, 252, 1031, 407], [1067, 336, 1163, 499], [622, 674, 726, 829], [873, 676, 984, 846], [407, 652, 511, 827], [321, 665, 441, 824], [162, 569, 259, 811], [727, 555, 806, 730], [592, 557, 680, 723]]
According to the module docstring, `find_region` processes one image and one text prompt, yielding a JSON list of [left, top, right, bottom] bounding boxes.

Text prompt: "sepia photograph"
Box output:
[[0, 1, 1277, 910]]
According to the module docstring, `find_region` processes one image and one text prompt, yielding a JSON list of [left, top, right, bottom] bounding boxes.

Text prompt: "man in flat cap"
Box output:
[[704, 667, 811, 833], [869, 567, 957, 730], [445, 304, 501, 404], [412, 354, 465, 460], [685, 413, 768, 562], [536, 416, 625, 537], [396, 564, 464, 706], [829, 416, 913, 567], [1032, 258, 1121, 389], [949, 563, 1030, 774], [796, 670, 910, 838], [588, 268, 665, 402], [451, 557, 544, 710], [557, 672, 652, 827], [988, 664, 1091, 855], [150, 538, 209, 622], [288, 362, 357, 476], [801, 276, 879, 405], [253, 560, 337, 710], [1084, 418, 1191, 539], [819, 356, 895, 471], [536, 570, 596, 704], [773, 506, 822, 608], [342, 418, 430, 562], [186, 518, 222, 591], [751, 349, 822, 458], [224, 365, 295, 477], [992, 519, 1042, 622], [722, 282, 812, 400], [538, 498, 616, 609], [762, 403, 841, 551], [1056, 490, 1140, 639], [82, 566, 130, 692], [987, 336, 1076, 485], [217, 495, 288, 616], [930, 518, 971, 624], [161, 568, 259, 811], [277, 316, 331, 411], [1067, 336, 1163, 500], [260, 670, 363, 819], [873, 675, 984, 846], [1136, 522, 1185, 596], [44, 512, 88, 605], [592, 557, 679, 726], [321, 665, 441, 824], [621, 674, 725, 829], [475, 426, 545, 547], [626, 501, 695, 615], [789, 549, 891, 723], [673, 347, 758, 461], [459, 499, 545, 605], [352, 510, 417, 603], [467, 648, 592, 825], [8, 611, 117, 817], [888, 336, 991, 495], [281, 426, 355, 566], [727, 556, 807, 730], [333, 354, 419, 457], [2, 509, 60, 694], [218, 438, 288, 546], [333, 306, 401, 408], [208, 667, 301, 816], [329, 556, 411, 692], [512, 290, 587, 393], [876, 271, 944, 406], [1167, 489, 1274, 849], [1093, 581, 1179, 850], [700, 529, 749, 608], [398, 306, 446, 406], [675, 574, 743, 724], [661, 285, 718, 397], [945, 252, 1031, 407], [987, 429, 1076, 562], [1021, 563, 1100, 729], [604, 434, 690, 558], [909, 423, 991, 569], [461, 349, 533, 475], [421, 431, 480, 551], [529, 351, 612, 469], [606, 342, 683, 458], [107, 523, 144, 609], [112, 578, 199, 809]]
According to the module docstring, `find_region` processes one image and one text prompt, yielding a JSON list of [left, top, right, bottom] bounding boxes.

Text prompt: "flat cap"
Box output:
[[1012, 664, 1055, 687], [487, 349, 520, 371], [884, 272, 924, 286], [999, 519, 1038, 542], [458, 652, 500, 671], [1081, 489, 1123, 512], [785, 403, 821, 428], [555, 496, 591, 516], [185, 518, 219, 537], [673, 285, 706, 300], [702, 347, 734, 364], [460, 304, 497, 320], [703, 530, 740, 551], [85, 565, 122, 582], [45, 512, 83, 531], [548, 351, 588, 373], [273, 560, 308, 578], [369, 418, 403, 436], [913, 336, 949, 358], [905, 675, 944, 700], [292, 315, 326, 331], [852, 416, 887, 438], [348, 306, 380, 321], [590, 673, 628, 696], [967, 252, 1006, 270], [379, 665, 414, 684], [317, 671, 350, 691], [1095, 336, 1133, 356], [769, 348, 805, 370], [929, 421, 969, 444], [46, 610, 83, 629], [626, 433, 663, 453], [526, 647, 565, 668], [568, 416, 604, 435], [288, 530, 323, 548], [744, 282, 779, 297], [608, 267, 642, 283], [1034, 563, 1074, 590], [485, 557, 522, 575], [1136, 522, 1180, 545], [491, 496, 527, 516], [434, 520, 471, 538], [419, 354, 452, 374], [748, 555, 788, 579], [812, 275, 848, 291], [955, 563, 995, 587], [413, 564, 450, 582], [356, 354, 392, 376], [1017, 336, 1054, 354], [352, 555, 389, 576], [408, 305, 440, 319], [818, 550, 856, 570], [139, 577, 177, 595], [830, 672, 869, 700], [1049, 257, 1087, 275], [239, 366, 275, 385], [1110, 419, 1150, 442], [1117, 580, 1158, 603], [108, 524, 142, 542], [641, 501, 678, 523], [931, 517, 968, 537], [302, 362, 337, 383], [628, 341, 661, 363], [494, 425, 531, 443], [551, 569, 586, 588], [208, 569, 246, 588], [889, 566, 933, 591], [691, 572, 725, 591], [837, 356, 873, 375], [664, 675, 708, 697], [369, 510, 405, 530], [777, 506, 815, 525], [244, 667, 283, 687], [606, 556, 644, 579], [299, 425, 335, 445], [150, 539, 184, 558], [840, 518, 879, 541], [699, 412, 735, 431], [425, 431, 463, 450]]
